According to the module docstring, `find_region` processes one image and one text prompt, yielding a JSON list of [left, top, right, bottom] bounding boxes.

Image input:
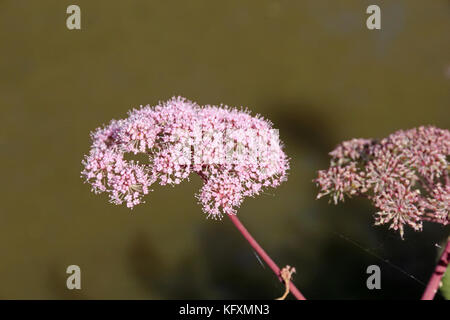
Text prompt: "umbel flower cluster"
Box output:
[[316, 126, 449, 238], [81, 97, 289, 218]]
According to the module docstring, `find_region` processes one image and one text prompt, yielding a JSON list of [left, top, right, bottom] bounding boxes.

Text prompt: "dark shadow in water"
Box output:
[[265, 101, 337, 156], [283, 199, 449, 299], [197, 221, 286, 299], [127, 231, 205, 299], [124, 210, 448, 299], [126, 224, 287, 299]]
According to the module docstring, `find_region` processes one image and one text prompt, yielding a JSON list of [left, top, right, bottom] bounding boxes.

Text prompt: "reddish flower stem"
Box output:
[[227, 213, 306, 300], [421, 237, 450, 300]]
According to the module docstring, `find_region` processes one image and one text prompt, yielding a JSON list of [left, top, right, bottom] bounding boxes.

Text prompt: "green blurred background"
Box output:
[[0, 0, 449, 299]]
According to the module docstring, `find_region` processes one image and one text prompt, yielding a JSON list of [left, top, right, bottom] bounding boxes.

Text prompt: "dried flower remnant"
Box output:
[[315, 126, 449, 238], [276, 265, 297, 300], [81, 97, 289, 217]]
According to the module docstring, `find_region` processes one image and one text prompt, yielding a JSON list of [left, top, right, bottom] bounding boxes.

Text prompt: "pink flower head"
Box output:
[[315, 126, 449, 238], [81, 97, 289, 218]]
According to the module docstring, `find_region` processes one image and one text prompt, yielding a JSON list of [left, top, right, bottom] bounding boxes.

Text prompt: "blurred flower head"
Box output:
[[81, 97, 289, 218], [315, 126, 449, 238]]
